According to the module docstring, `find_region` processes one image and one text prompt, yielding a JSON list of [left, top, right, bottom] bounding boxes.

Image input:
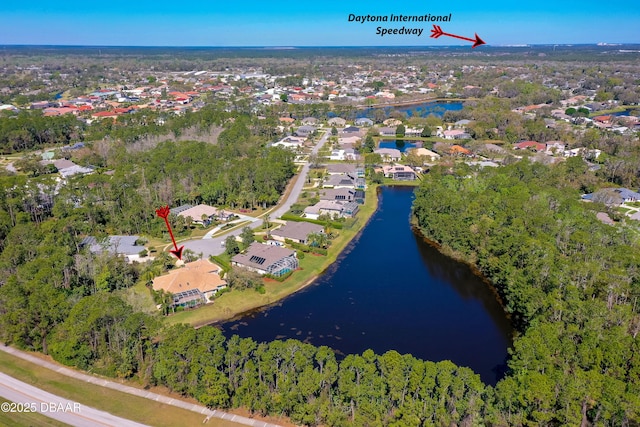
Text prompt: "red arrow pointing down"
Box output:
[[430, 25, 486, 48], [155, 205, 184, 260]]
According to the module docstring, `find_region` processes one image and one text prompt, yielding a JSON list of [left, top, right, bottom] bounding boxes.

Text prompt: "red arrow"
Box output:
[[155, 205, 184, 260], [430, 25, 486, 48]]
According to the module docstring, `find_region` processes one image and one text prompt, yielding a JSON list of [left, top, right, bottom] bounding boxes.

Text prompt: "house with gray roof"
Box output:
[[320, 188, 356, 202], [582, 188, 640, 205], [325, 163, 357, 175], [378, 127, 396, 136], [271, 222, 325, 245], [355, 118, 374, 127], [295, 125, 316, 137], [303, 200, 359, 220], [232, 242, 298, 277], [80, 235, 146, 263], [323, 174, 356, 189], [374, 148, 402, 162]]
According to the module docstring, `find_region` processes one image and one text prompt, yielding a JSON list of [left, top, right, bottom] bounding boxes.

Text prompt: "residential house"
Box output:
[[329, 150, 346, 161], [382, 164, 417, 181], [454, 119, 473, 128], [449, 145, 472, 156], [514, 141, 546, 152], [80, 235, 146, 263], [443, 129, 471, 140], [319, 188, 356, 202], [271, 221, 325, 245], [151, 259, 227, 309], [405, 127, 422, 136], [177, 204, 231, 225], [325, 164, 357, 175], [303, 200, 359, 220], [582, 188, 640, 205], [341, 126, 361, 136], [564, 147, 602, 160], [355, 118, 374, 127], [232, 242, 298, 277], [338, 136, 361, 146], [328, 117, 347, 127], [301, 117, 319, 126], [273, 136, 306, 150], [374, 148, 402, 162], [410, 147, 440, 162], [323, 174, 356, 189], [295, 125, 316, 137], [41, 158, 93, 178], [378, 127, 396, 137], [545, 141, 566, 155]]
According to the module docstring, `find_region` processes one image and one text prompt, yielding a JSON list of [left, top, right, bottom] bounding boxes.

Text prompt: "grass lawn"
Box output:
[[167, 184, 381, 327], [119, 281, 159, 314], [616, 207, 633, 215], [0, 398, 68, 427], [0, 351, 248, 427], [381, 178, 421, 187], [589, 107, 628, 117]]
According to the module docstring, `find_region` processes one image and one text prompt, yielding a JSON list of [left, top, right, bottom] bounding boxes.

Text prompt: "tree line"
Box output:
[[413, 160, 640, 425]]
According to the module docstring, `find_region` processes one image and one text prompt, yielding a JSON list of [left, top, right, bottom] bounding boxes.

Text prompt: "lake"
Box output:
[[378, 139, 420, 152], [357, 100, 463, 119], [219, 186, 513, 385]]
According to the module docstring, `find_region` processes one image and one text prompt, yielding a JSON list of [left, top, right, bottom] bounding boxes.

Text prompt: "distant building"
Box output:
[[374, 148, 402, 162], [382, 164, 417, 180]]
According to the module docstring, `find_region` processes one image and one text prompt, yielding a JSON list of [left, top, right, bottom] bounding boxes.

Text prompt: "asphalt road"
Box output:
[[182, 130, 330, 258], [0, 372, 149, 427], [0, 344, 283, 427]]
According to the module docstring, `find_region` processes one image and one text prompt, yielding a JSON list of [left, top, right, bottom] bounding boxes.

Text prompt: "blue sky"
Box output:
[[1, 1, 638, 46]]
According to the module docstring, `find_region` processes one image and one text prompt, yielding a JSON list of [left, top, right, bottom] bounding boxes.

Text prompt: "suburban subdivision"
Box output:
[[0, 41, 639, 426]]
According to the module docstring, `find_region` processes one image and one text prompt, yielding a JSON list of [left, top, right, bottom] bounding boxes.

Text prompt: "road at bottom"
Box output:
[[0, 371, 149, 427]]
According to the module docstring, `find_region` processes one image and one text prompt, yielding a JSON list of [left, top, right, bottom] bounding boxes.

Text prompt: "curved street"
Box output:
[[182, 129, 330, 258]]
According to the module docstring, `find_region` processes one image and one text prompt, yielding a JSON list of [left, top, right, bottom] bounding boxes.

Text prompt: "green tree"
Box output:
[[224, 235, 240, 256], [240, 226, 254, 248]]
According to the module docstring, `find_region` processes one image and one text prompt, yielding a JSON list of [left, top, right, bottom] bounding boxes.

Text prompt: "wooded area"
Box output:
[[413, 161, 640, 425]]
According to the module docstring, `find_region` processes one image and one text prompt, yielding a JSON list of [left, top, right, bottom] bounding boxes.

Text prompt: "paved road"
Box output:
[[0, 371, 149, 427], [0, 345, 283, 427], [182, 130, 330, 258]]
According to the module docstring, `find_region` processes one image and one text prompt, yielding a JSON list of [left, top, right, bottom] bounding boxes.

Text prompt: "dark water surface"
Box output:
[[378, 139, 419, 152], [219, 186, 513, 385], [357, 100, 463, 119]]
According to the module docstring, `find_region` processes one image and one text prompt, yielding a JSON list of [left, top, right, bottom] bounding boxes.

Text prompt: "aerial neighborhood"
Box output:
[[1, 44, 640, 427]]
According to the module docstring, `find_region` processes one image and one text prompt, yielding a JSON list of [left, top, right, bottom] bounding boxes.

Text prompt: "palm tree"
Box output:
[[308, 232, 328, 249]]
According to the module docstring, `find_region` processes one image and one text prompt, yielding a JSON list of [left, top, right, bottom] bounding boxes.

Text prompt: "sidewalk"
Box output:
[[203, 215, 259, 239], [0, 345, 283, 427]]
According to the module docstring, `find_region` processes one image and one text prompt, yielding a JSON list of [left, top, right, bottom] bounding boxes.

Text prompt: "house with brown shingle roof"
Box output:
[[152, 259, 227, 308]]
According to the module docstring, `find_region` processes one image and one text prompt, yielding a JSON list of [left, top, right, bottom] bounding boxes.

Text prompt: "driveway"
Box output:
[[183, 130, 330, 258]]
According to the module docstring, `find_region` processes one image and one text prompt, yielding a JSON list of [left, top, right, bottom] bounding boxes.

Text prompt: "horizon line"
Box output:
[[1, 43, 640, 49]]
